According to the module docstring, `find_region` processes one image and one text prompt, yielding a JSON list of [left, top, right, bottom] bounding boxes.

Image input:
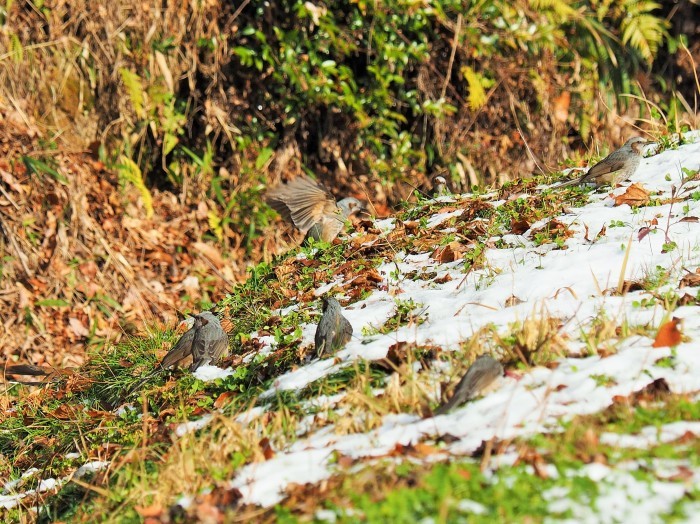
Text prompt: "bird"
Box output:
[[434, 355, 504, 415], [554, 137, 649, 188], [159, 311, 229, 371], [128, 312, 228, 394], [189, 311, 229, 371], [432, 175, 449, 196], [265, 174, 363, 243], [314, 297, 353, 359]]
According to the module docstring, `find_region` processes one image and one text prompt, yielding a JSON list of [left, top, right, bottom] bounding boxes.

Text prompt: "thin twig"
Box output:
[[440, 14, 462, 101], [508, 93, 546, 176], [230, 0, 252, 25], [0, 183, 20, 210]]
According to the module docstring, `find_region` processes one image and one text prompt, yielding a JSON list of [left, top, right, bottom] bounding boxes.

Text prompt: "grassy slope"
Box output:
[[2, 138, 700, 522]]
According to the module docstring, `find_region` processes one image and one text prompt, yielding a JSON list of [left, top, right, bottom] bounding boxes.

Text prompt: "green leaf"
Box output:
[[22, 156, 68, 185], [163, 132, 178, 156], [255, 147, 274, 170], [621, 8, 668, 62], [36, 299, 71, 308], [9, 33, 23, 62]]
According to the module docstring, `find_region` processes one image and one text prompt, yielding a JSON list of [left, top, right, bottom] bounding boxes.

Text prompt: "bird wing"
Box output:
[[208, 335, 229, 363], [315, 318, 336, 358], [337, 316, 353, 348], [584, 150, 626, 180], [308, 215, 344, 243], [160, 328, 195, 368], [189, 329, 208, 371], [266, 176, 338, 233]]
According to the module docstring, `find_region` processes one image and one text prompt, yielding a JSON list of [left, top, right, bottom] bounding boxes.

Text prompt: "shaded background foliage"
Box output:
[[0, 0, 697, 363], [3, 0, 696, 220]]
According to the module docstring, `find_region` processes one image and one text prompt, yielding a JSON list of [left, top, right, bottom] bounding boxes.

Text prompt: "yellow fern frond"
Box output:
[[118, 156, 154, 218], [529, 0, 576, 19], [9, 33, 23, 63], [621, 9, 667, 63], [462, 67, 487, 111], [207, 210, 224, 242], [119, 69, 146, 119]]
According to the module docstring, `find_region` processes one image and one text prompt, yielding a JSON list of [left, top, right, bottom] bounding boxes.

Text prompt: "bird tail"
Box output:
[[550, 178, 580, 189], [434, 396, 457, 416]]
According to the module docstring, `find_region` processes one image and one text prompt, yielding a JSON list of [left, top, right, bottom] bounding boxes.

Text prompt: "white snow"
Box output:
[[192, 364, 234, 382], [600, 421, 700, 448], [1, 461, 109, 510], [545, 461, 694, 524], [174, 413, 214, 437]]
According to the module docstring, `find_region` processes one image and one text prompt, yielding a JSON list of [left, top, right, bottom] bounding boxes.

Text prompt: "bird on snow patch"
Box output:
[[314, 297, 353, 359], [554, 137, 649, 188], [265, 174, 364, 243], [189, 311, 230, 371], [435, 355, 504, 415], [160, 311, 229, 371]]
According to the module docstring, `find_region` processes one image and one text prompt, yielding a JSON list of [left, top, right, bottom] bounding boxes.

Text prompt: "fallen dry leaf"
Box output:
[[529, 218, 573, 244], [594, 225, 606, 241], [431, 241, 466, 262], [680, 268, 700, 288], [552, 91, 570, 123], [434, 273, 452, 284], [638, 226, 652, 241], [259, 437, 275, 460], [402, 220, 420, 234], [134, 504, 163, 518], [664, 464, 695, 482], [652, 317, 682, 348], [631, 378, 671, 404], [213, 391, 236, 409], [510, 219, 530, 235], [336, 454, 355, 468], [192, 241, 225, 268], [413, 442, 440, 456], [614, 183, 650, 207], [68, 317, 90, 338]]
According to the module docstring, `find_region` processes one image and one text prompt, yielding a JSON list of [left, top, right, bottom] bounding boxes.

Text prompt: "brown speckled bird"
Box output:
[[160, 311, 228, 371], [435, 355, 504, 415], [266, 175, 363, 243], [314, 297, 353, 359], [556, 137, 649, 188]]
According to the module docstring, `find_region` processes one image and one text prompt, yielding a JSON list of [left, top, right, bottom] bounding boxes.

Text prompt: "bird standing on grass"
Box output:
[[188, 311, 229, 371], [129, 311, 228, 394], [555, 137, 649, 188], [266, 175, 363, 243], [314, 297, 353, 359], [159, 311, 229, 371], [435, 355, 504, 415]]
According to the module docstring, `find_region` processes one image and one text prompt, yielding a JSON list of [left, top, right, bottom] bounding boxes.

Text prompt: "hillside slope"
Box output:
[[2, 134, 700, 522]]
